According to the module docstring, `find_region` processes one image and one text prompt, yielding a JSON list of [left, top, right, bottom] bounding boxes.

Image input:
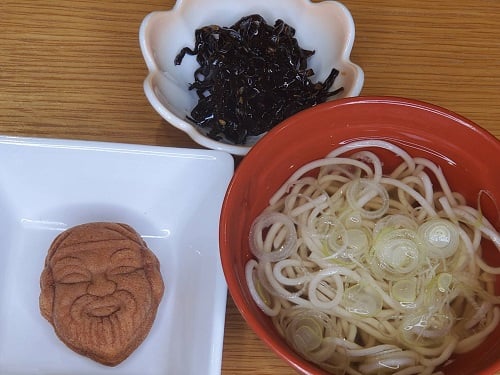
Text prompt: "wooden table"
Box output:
[[1, 1, 499, 374]]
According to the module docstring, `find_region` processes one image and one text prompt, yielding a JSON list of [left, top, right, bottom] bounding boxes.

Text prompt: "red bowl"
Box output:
[[219, 96, 500, 375]]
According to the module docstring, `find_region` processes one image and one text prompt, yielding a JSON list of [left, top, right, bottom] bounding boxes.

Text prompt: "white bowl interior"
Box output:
[[140, 0, 364, 155]]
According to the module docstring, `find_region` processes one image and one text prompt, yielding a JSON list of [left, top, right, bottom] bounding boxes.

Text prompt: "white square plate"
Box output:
[[0, 136, 234, 375]]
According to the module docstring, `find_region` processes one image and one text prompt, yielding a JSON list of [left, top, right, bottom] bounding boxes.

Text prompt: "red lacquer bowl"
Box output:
[[220, 97, 500, 375]]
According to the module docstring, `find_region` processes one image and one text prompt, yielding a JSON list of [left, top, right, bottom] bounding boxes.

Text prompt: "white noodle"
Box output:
[[270, 157, 375, 206]]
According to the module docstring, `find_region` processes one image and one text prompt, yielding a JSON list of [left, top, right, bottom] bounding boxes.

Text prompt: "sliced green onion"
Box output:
[[392, 278, 418, 303], [370, 229, 422, 280], [283, 309, 334, 362], [312, 215, 348, 259], [338, 209, 363, 229], [418, 219, 460, 258], [437, 273, 453, 293], [293, 318, 323, 352], [373, 214, 419, 237], [423, 273, 454, 308], [345, 228, 370, 258], [324, 228, 370, 264], [399, 310, 455, 346], [343, 282, 383, 317]]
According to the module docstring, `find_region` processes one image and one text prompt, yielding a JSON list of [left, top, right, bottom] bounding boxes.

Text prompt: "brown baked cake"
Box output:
[[39, 222, 164, 366]]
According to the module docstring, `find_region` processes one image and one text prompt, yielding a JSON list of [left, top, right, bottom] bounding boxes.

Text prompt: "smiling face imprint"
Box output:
[[39, 222, 164, 366]]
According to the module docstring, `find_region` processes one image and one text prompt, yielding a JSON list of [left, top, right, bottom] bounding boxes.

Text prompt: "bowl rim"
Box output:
[[139, 0, 365, 155], [220, 95, 500, 375]]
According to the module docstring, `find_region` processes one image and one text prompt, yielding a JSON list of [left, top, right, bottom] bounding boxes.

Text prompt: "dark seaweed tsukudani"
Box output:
[[175, 14, 344, 144]]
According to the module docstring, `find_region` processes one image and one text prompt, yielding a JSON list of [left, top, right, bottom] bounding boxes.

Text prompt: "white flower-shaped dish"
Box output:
[[139, 0, 364, 155]]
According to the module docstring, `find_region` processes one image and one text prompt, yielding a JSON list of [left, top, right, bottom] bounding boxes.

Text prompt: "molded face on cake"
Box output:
[[40, 222, 164, 366]]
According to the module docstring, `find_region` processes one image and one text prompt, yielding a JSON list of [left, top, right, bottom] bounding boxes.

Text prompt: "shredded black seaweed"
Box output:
[[174, 14, 344, 145]]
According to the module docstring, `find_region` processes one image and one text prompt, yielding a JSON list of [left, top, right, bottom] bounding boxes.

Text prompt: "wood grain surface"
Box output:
[[1, 1, 499, 374]]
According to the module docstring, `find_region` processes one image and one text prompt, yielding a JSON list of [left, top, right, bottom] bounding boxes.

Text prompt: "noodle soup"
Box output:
[[220, 97, 500, 375], [245, 140, 499, 374]]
